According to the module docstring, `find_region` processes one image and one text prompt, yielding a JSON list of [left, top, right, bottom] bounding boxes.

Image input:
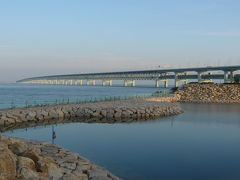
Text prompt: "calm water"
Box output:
[[0, 84, 159, 109], [2, 103, 240, 180]]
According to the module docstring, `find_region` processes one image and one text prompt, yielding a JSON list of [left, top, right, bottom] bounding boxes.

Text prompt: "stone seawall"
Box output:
[[0, 135, 121, 180], [0, 99, 183, 129], [148, 84, 240, 104], [175, 84, 240, 104]]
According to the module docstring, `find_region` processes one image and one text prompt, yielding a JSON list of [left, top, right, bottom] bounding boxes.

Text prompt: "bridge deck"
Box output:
[[17, 65, 240, 82]]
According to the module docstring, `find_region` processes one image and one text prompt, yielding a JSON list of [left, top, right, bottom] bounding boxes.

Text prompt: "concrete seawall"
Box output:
[[0, 99, 183, 129]]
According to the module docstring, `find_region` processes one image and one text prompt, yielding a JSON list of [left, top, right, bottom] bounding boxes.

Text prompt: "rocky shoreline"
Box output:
[[0, 135, 121, 180], [148, 84, 240, 104], [0, 99, 183, 180]]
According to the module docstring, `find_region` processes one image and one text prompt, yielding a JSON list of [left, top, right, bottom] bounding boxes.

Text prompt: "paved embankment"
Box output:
[[148, 84, 240, 104], [0, 99, 183, 129], [0, 135, 121, 180]]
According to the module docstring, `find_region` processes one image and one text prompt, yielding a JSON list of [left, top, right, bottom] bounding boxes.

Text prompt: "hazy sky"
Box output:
[[0, 0, 240, 82]]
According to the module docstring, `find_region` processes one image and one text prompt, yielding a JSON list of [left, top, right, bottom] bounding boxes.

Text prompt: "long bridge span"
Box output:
[[17, 65, 240, 88]]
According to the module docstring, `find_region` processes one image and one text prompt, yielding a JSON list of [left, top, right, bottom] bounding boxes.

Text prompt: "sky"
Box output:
[[0, 0, 240, 82]]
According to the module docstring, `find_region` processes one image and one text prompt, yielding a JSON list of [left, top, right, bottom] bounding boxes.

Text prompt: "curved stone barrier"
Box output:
[[0, 99, 184, 129], [0, 135, 121, 180], [0, 99, 183, 180]]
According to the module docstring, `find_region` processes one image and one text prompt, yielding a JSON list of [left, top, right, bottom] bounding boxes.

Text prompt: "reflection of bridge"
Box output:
[[17, 65, 240, 87]]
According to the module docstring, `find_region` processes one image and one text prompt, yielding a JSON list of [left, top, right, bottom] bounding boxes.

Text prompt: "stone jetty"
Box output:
[[0, 99, 183, 129], [0, 99, 183, 180], [0, 135, 121, 180]]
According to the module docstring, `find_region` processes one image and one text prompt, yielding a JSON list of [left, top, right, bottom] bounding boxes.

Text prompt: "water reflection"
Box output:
[[0, 116, 173, 133], [179, 104, 240, 127], [52, 125, 56, 144], [181, 103, 240, 114], [2, 103, 240, 180]]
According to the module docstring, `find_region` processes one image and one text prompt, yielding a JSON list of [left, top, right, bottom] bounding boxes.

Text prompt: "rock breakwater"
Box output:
[[175, 84, 240, 104], [0, 99, 183, 129], [0, 99, 183, 179], [148, 84, 240, 104], [0, 135, 121, 180]]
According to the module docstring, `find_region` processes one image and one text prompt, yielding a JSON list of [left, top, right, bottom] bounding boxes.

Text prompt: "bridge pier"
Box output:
[[174, 73, 180, 87], [198, 71, 213, 83], [124, 80, 136, 87], [198, 72, 203, 82], [155, 80, 160, 88], [76, 80, 83, 85], [64, 80, 69, 85], [224, 71, 234, 83], [74, 80, 78, 85], [87, 80, 96, 86], [102, 80, 112, 86], [174, 72, 188, 87], [155, 80, 168, 88]]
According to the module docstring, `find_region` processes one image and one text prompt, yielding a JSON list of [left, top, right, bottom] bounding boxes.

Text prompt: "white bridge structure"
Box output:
[[17, 65, 240, 88]]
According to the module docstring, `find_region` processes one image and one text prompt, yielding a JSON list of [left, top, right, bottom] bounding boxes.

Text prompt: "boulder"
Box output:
[[0, 142, 17, 180]]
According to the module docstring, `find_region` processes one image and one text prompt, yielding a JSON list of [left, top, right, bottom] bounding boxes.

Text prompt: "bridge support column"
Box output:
[[87, 80, 96, 86], [155, 80, 160, 88], [174, 72, 189, 87], [78, 80, 83, 85], [155, 80, 169, 88], [174, 73, 179, 87], [124, 80, 136, 87], [198, 71, 213, 83], [224, 71, 234, 83], [73, 80, 77, 85], [198, 72, 203, 83], [102, 80, 112, 86], [183, 80, 188, 85], [164, 80, 168, 88]]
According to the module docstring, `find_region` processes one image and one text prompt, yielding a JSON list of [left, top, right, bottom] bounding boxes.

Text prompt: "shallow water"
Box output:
[[0, 84, 159, 109], [3, 103, 240, 180]]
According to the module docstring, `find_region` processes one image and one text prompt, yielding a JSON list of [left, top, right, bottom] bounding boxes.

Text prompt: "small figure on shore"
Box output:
[[52, 125, 56, 144], [52, 131, 56, 139]]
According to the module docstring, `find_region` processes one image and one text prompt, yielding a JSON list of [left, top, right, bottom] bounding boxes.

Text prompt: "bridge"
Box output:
[[17, 65, 240, 88]]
